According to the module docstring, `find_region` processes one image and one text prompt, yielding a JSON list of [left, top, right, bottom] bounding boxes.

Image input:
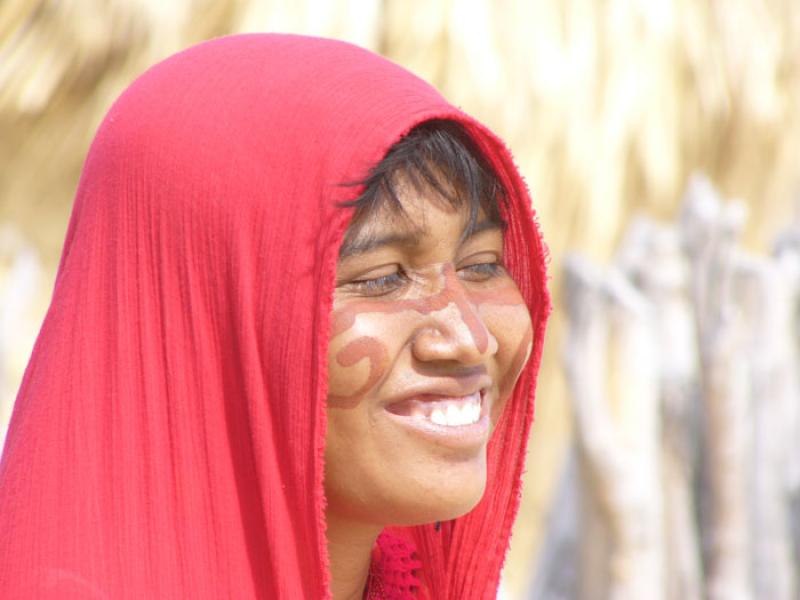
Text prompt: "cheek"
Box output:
[[323, 407, 372, 508], [480, 302, 533, 402], [326, 307, 418, 409], [327, 334, 389, 408]]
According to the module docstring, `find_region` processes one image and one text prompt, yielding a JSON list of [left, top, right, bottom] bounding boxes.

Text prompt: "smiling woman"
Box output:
[[0, 34, 550, 599], [326, 122, 536, 598]]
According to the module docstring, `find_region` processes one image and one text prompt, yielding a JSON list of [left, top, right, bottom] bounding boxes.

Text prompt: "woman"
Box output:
[[0, 34, 550, 599]]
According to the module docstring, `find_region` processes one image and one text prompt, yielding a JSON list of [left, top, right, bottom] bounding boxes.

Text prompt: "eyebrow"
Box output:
[[338, 219, 503, 259]]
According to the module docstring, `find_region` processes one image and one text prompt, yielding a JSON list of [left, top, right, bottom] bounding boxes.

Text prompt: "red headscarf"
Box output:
[[0, 34, 550, 599]]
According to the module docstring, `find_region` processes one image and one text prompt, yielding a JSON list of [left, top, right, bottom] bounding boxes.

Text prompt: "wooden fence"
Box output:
[[531, 174, 800, 600]]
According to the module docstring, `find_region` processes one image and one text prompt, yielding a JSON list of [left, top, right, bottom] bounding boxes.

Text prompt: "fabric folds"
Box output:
[[0, 34, 551, 599]]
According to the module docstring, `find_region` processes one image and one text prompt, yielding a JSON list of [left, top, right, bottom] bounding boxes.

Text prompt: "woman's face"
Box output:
[[324, 180, 533, 527]]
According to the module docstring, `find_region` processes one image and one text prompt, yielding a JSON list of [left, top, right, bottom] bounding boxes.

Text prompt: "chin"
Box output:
[[385, 465, 488, 527]]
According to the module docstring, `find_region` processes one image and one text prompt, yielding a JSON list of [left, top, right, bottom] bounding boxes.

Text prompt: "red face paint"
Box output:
[[328, 262, 533, 409], [329, 338, 389, 408]]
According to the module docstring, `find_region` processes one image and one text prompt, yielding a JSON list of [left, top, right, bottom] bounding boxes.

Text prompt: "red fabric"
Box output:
[[0, 34, 551, 599], [365, 532, 422, 599]]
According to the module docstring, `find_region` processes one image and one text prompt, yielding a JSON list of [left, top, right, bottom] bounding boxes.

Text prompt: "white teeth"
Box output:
[[430, 408, 447, 426], [468, 402, 481, 425], [445, 404, 461, 425], [418, 393, 482, 427]]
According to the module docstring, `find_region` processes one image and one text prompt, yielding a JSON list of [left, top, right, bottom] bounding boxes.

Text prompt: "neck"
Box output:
[[326, 511, 382, 600]]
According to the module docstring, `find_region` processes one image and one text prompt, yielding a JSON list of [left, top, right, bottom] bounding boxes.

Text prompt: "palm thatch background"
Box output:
[[2, 1, 799, 598]]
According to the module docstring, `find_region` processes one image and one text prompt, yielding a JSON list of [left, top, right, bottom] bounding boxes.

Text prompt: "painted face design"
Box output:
[[328, 263, 532, 410], [323, 186, 533, 527]]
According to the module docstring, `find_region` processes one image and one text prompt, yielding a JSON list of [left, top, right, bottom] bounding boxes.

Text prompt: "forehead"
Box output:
[[351, 187, 466, 235], [339, 185, 501, 260]]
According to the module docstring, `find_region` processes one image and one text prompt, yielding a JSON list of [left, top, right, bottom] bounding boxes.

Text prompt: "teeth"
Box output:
[[430, 408, 447, 426], [446, 404, 461, 425], [419, 393, 482, 427]]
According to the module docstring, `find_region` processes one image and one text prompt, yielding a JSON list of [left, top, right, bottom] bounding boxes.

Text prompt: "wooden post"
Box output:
[[679, 175, 752, 600], [616, 217, 703, 600], [562, 255, 664, 600]]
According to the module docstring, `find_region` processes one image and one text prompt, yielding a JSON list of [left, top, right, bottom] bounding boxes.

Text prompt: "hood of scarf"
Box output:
[[0, 33, 550, 599]]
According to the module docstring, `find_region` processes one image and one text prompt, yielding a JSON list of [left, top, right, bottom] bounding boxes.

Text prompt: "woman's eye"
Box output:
[[346, 269, 408, 296], [459, 261, 504, 281]]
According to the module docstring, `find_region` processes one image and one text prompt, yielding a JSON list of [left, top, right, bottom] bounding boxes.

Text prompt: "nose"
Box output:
[[411, 274, 498, 366]]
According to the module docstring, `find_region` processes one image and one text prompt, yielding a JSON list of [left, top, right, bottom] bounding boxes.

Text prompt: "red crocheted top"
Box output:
[[364, 532, 423, 599]]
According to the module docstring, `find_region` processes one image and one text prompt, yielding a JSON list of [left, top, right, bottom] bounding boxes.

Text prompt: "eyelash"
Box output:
[[347, 262, 504, 296]]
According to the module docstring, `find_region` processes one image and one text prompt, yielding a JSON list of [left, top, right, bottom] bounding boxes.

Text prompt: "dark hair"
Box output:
[[339, 119, 508, 242]]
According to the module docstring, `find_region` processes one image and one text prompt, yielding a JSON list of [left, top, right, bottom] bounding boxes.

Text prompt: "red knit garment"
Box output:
[[0, 34, 551, 599], [365, 532, 423, 599]]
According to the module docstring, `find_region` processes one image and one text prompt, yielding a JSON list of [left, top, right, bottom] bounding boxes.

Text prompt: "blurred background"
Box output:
[[1, 1, 799, 598]]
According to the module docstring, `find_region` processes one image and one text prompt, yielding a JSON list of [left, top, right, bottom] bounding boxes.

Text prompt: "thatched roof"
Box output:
[[2, 0, 799, 261]]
